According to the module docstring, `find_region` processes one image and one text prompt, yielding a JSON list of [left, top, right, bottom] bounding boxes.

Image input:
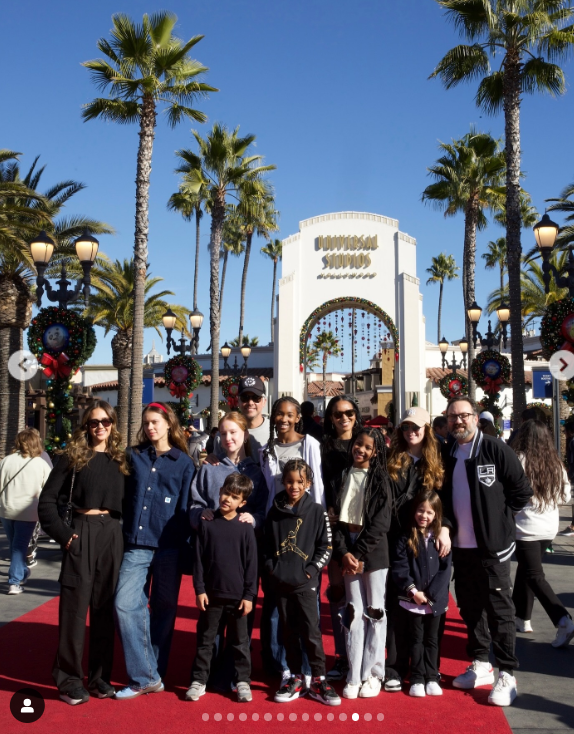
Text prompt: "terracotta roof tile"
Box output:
[[307, 380, 344, 397]]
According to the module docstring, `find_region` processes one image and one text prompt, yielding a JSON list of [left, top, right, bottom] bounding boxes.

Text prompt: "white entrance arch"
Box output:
[[274, 211, 426, 417]]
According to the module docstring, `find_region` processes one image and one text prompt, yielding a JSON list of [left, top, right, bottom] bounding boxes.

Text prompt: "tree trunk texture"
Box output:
[[128, 95, 156, 444], [437, 280, 443, 344], [194, 207, 201, 311], [464, 199, 479, 400], [112, 329, 133, 445], [323, 357, 327, 415], [209, 195, 225, 428], [504, 52, 526, 423], [238, 230, 253, 346], [0, 276, 33, 458], [270, 258, 277, 343], [219, 249, 229, 319]]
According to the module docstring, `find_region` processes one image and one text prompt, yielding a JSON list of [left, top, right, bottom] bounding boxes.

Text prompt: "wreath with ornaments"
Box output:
[[540, 297, 574, 359], [200, 402, 227, 419], [439, 372, 468, 399], [221, 376, 241, 408], [164, 355, 203, 399], [471, 350, 511, 395], [477, 397, 503, 419]]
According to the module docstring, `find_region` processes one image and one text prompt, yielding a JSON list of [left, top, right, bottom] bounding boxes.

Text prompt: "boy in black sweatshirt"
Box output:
[[264, 459, 341, 706], [187, 473, 258, 704]]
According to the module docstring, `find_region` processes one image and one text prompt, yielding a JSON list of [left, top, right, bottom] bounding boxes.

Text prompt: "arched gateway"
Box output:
[[274, 211, 426, 418]]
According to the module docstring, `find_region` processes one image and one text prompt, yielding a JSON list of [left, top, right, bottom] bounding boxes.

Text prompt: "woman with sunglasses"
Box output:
[[38, 400, 129, 706], [321, 395, 362, 682], [384, 407, 448, 692]]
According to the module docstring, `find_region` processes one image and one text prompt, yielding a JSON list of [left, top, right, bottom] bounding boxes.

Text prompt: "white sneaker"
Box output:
[[304, 674, 311, 691], [516, 618, 533, 633], [281, 669, 292, 686], [343, 682, 361, 699], [552, 616, 574, 648], [488, 672, 517, 706], [409, 683, 425, 697], [185, 681, 206, 701], [358, 676, 381, 698], [7, 585, 23, 595], [453, 660, 495, 689], [425, 681, 442, 696]]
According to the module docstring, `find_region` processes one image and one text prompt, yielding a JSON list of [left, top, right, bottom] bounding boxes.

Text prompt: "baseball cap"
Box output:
[[238, 375, 266, 398], [479, 411, 495, 424], [399, 406, 431, 428]]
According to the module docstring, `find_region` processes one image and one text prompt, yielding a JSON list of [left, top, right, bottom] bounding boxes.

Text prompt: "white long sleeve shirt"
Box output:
[[0, 453, 52, 522], [514, 454, 571, 541]]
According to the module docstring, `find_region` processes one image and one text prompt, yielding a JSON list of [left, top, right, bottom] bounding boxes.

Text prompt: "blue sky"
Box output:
[[2, 0, 574, 373]]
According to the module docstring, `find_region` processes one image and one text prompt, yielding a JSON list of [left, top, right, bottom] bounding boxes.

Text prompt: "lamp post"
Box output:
[[467, 301, 510, 350], [221, 342, 251, 376], [30, 228, 99, 309], [533, 212, 574, 296], [162, 308, 203, 357], [439, 336, 468, 371]]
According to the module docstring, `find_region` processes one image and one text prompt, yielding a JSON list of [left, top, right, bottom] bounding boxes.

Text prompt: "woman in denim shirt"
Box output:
[[114, 402, 196, 700]]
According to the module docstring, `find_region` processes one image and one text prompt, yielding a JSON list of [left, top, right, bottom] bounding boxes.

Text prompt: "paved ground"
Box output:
[[1, 509, 573, 731]]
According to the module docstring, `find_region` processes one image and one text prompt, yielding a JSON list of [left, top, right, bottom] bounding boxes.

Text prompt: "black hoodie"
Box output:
[[264, 489, 331, 592]]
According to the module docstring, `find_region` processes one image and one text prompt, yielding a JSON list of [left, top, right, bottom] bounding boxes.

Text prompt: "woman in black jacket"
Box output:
[[38, 400, 128, 706]]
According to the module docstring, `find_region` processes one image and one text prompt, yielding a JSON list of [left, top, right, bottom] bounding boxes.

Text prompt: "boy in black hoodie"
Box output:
[[264, 459, 340, 706]]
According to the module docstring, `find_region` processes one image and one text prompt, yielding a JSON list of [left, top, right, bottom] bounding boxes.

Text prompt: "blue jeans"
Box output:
[[2, 519, 36, 585], [114, 545, 182, 688]]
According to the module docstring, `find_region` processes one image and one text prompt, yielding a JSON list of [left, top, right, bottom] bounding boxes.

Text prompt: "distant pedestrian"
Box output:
[[478, 411, 498, 438], [301, 401, 324, 442], [557, 420, 574, 537], [432, 416, 448, 446]]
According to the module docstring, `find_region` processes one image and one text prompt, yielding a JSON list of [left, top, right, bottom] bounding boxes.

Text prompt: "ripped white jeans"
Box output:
[[340, 568, 388, 685]]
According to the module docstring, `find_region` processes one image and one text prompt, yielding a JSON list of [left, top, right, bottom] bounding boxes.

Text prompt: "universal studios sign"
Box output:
[[316, 235, 378, 278]]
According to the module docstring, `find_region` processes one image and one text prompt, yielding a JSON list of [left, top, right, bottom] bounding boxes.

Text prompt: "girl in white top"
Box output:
[[511, 419, 574, 648], [0, 429, 51, 593]]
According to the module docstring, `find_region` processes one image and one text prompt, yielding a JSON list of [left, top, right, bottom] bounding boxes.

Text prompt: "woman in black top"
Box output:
[[321, 395, 362, 681], [38, 400, 128, 706]]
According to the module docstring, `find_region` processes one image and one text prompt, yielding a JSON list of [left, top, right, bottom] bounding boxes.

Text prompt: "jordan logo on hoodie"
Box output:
[[277, 518, 309, 560]]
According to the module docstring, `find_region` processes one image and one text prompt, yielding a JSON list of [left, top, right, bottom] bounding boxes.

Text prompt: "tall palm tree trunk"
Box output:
[[112, 329, 132, 444], [437, 280, 444, 344], [219, 249, 229, 317], [464, 200, 479, 400], [270, 258, 277, 343], [194, 207, 201, 311], [238, 230, 253, 346], [209, 196, 225, 428], [504, 55, 526, 422], [323, 356, 327, 415], [128, 96, 156, 444]]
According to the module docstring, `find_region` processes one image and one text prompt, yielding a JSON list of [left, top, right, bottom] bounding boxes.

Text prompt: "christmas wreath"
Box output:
[[221, 376, 241, 408], [164, 355, 203, 398], [540, 297, 574, 359], [471, 350, 511, 396], [200, 402, 227, 419], [439, 372, 468, 399], [477, 397, 503, 419], [27, 307, 97, 454]]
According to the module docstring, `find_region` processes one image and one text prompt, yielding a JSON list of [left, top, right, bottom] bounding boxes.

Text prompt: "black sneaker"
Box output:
[[326, 656, 349, 681], [384, 675, 402, 692], [60, 687, 90, 706], [88, 679, 116, 699], [274, 676, 306, 703], [308, 679, 341, 706]]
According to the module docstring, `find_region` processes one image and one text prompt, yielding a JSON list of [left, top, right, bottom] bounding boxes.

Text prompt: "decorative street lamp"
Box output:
[[162, 307, 203, 357], [534, 212, 574, 297], [467, 300, 510, 350], [439, 336, 468, 370], [30, 228, 99, 309], [221, 342, 251, 375], [189, 309, 204, 355]]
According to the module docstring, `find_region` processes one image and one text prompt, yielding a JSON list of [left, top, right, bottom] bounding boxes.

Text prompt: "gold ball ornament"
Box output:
[[53, 436, 60, 443], [48, 402, 55, 409]]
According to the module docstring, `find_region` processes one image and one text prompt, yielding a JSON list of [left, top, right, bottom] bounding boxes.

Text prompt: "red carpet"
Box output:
[[0, 577, 512, 734]]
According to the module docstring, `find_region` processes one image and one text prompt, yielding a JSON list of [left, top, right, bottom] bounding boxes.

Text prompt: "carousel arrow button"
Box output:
[[549, 350, 574, 381]]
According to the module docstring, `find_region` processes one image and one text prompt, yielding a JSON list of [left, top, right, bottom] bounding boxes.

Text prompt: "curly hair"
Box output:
[[406, 490, 443, 558], [13, 428, 43, 458], [322, 395, 362, 450], [136, 402, 189, 454], [387, 424, 444, 491], [281, 458, 314, 487], [263, 397, 304, 459], [219, 411, 252, 458], [511, 419, 568, 512], [350, 427, 392, 506], [62, 400, 129, 475]]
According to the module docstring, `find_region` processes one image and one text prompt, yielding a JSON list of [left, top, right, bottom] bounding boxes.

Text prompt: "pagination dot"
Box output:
[[277, 713, 284, 722], [364, 713, 372, 722], [352, 713, 359, 722], [227, 713, 234, 722], [239, 713, 247, 721], [214, 713, 222, 722], [289, 713, 297, 721], [339, 713, 347, 721], [377, 713, 385, 721], [202, 713, 209, 721], [252, 713, 259, 721], [302, 713, 309, 721], [314, 713, 322, 721], [264, 713, 272, 721]]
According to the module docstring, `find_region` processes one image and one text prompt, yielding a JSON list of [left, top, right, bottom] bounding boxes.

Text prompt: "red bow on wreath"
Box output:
[[226, 395, 239, 409], [169, 382, 189, 398], [484, 376, 503, 395], [41, 352, 72, 379]]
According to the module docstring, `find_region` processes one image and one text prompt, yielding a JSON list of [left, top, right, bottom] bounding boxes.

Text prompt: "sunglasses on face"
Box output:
[[401, 423, 421, 432], [240, 394, 263, 404], [333, 410, 355, 420], [87, 418, 113, 430]]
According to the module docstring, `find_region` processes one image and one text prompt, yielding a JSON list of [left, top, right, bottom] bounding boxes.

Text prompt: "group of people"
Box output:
[[0, 376, 573, 710]]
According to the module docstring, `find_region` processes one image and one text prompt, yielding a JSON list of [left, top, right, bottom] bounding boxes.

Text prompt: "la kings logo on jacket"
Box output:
[[477, 465, 496, 487]]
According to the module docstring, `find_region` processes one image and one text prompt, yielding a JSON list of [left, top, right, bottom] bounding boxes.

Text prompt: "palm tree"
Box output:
[[230, 335, 259, 347], [312, 331, 342, 414], [425, 252, 459, 343], [547, 181, 574, 250], [431, 0, 574, 419], [482, 237, 507, 297], [422, 130, 505, 397], [174, 124, 274, 425], [167, 188, 209, 311], [235, 183, 278, 345], [86, 259, 190, 440], [261, 238, 283, 343], [219, 210, 245, 316], [82, 11, 216, 443]]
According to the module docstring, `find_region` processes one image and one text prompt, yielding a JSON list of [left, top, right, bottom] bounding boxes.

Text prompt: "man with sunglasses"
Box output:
[[440, 396, 532, 707], [211, 377, 270, 465]]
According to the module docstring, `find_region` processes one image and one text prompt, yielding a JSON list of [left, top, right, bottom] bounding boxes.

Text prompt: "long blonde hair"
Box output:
[[13, 428, 43, 458], [63, 400, 129, 474], [387, 424, 444, 491], [136, 402, 189, 454], [219, 411, 252, 458]]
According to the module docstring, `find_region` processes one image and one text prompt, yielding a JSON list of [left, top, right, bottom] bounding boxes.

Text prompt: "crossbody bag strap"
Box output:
[[0, 459, 33, 497]]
